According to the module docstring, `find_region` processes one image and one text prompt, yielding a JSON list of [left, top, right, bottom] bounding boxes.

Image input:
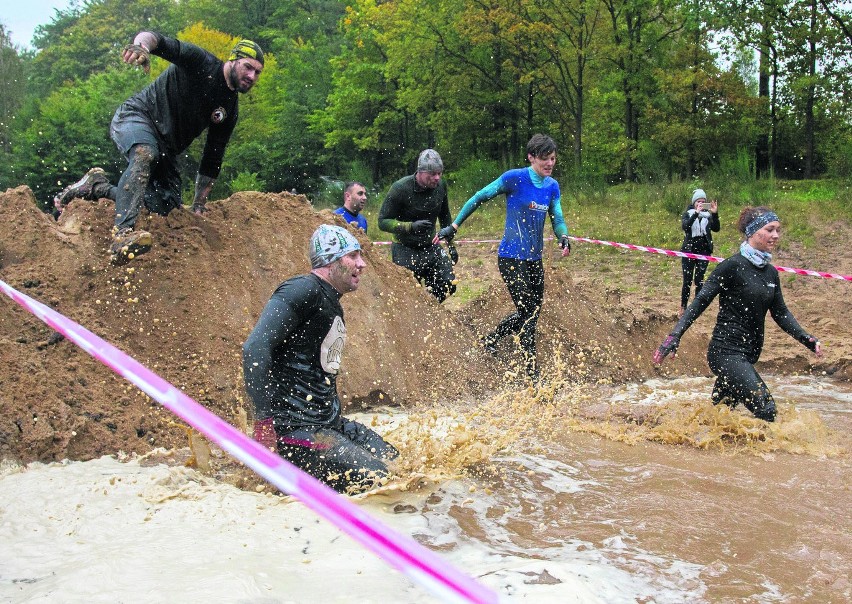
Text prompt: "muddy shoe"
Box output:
[[109, 228, 152, 265], [53, 167, 109, 212]]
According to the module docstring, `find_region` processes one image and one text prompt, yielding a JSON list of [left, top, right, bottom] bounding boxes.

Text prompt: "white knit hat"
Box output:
[[691, 189, 707, 204], [309, 224, 361, 268]]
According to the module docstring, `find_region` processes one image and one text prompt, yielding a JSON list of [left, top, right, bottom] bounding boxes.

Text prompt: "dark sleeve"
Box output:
[[709, 212, 721, 233], [378, 182, 406, 234], [242, 284, 315, 418], [670, 262, 726, 338], [149, 33, 180, 62], [768, 272, 816, 350], [198, 113, 237, 178]]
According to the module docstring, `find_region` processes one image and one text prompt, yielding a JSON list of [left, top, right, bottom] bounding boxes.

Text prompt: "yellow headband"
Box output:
[[228, 40, 264, 66]]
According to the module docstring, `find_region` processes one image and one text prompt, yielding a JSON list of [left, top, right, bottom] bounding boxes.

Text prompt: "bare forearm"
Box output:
[[192, 174, 216, 212]]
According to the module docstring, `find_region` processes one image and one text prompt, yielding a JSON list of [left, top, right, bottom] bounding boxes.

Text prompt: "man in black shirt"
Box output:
[[53, 34, 264, 265], [243, 224, 398, 494], [378, 149, 457, 302]]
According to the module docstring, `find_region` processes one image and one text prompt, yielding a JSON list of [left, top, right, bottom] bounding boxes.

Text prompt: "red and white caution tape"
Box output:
[[0, 279, 499, 604], [566, 235, 852, 281], [372, 235, 851, 282]]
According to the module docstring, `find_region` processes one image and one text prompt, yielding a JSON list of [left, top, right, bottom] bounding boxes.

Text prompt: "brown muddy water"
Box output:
[[1, 374, 849, 602]]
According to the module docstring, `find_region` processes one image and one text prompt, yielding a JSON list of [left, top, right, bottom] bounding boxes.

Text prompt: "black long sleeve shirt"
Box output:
[[243, 274, 345, 428], [672, 254, 814, 363]]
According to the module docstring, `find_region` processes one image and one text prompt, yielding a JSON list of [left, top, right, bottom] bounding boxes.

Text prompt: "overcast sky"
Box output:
[[2, 0, 74, 49]]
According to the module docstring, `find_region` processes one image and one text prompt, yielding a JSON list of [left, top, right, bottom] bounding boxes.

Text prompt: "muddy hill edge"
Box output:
[[1, 186, 847, 462]]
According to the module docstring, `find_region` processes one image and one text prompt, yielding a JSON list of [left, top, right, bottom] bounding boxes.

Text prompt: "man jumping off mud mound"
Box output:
[[243, 224, 399, 494], [53, 33, 264, 265]]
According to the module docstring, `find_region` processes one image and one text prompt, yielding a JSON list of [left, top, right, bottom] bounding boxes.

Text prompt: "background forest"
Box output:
[[0, 0, 850, 210]]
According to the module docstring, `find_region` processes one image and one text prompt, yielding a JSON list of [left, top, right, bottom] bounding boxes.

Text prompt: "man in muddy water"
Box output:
[[52, 34, 264, 265], [243, 224, 399, 494], [378, 149, 458, 302], [334, 181, 368, 231]]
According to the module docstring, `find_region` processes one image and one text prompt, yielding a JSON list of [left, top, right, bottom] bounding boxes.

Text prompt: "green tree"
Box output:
[[8, 67, 146, 207], [0, 23, 26, 153], [28, 0, 181, 98], [599, 0, 682, 182]]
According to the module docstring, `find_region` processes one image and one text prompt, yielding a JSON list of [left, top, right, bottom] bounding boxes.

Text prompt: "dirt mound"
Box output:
[[1, 186, 848, 463], [0, 187, 499, 462]]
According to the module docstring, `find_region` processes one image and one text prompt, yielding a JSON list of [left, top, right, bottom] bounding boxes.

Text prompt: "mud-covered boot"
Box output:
[[110, 227, 152, 266], [53, 168, 109, 213]]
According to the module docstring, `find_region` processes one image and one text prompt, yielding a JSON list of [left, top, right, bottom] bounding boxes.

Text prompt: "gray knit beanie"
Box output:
[[416, 149, 444, 173], [691, 189, 707, 204]]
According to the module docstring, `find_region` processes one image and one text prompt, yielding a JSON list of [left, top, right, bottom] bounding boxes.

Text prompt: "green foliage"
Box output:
[[445, 159, 502, 203], [4, 0, 852, 205], [229, 171, 266, 193], [5, 67, 145, 207], [29, 0, 182, 96]]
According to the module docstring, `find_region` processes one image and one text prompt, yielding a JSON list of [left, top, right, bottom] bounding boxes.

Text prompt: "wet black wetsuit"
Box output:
[[378, 175, 456, 302], [670, 254, 817, 421], [243, 274, 398, 493], [680, 207, 720, 308]]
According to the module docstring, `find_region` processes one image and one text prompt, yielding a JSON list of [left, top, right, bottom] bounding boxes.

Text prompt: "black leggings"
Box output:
[[681, 257, 709, 308], [707, 349, 776, 421], [485, 257, 544, 375], [276, 417, 399, 494]]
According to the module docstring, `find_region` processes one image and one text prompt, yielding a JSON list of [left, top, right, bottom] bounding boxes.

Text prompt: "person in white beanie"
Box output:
[[377, 149, 457, 302], [243, 224, 398, 494], [678, 188, 720, 316]]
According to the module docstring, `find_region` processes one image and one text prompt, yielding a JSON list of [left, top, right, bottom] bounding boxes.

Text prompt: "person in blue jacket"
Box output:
[[435, 134, 571, 381], [333, 181, 368, 231]]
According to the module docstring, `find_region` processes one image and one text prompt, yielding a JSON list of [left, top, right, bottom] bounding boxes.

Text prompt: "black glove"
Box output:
[[437, 225, 457, 243], [653, 335, 680, 364], [410, 219, 433, 234], [803, 335, 820, 353], [559, 235, 571, 253], [447, 244, 459, 265]]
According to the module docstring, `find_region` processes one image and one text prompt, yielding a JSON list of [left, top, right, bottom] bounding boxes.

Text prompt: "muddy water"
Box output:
[[1, 376, 849, 602], [378, 374, 851, 602]]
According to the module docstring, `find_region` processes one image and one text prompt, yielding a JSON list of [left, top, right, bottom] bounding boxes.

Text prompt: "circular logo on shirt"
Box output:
[[211, 107, 227, 124]]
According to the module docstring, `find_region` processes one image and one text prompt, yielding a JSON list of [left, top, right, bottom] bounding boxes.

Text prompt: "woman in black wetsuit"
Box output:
[[679, 188, 720, 316], [654, 206, 822, 422]]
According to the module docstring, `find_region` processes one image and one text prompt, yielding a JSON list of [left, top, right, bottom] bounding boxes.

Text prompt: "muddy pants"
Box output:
[[110, 104, 183, 230], [707, 349, 776, 422], [485, 257, 545, 378], [276, 417, 399, 494], [391, 243, 456, 303]]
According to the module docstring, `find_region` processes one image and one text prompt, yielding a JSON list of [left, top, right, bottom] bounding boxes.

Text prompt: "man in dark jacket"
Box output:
[[53, 34, 264, 265], [243, 224, 398, 494], [377, 149, 457, 302]]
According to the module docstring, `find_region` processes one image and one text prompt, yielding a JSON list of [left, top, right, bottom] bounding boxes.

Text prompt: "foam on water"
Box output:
[[0, 455, 701, 603]]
